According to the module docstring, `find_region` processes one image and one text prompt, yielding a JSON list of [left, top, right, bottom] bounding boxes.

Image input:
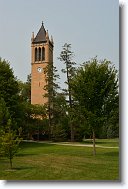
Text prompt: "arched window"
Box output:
[[35, 48, 38, 61], [39, 47, 41, 61], [42, 47, 45, 61]]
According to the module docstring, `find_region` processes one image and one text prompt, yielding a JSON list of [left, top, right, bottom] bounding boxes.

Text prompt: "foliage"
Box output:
[[43, 59, 60, 139], [18, 74, 31, 103], [0, 119, 22, 169], [58, 43, 76, 141], [0, 97, 10, 129], [0, 58, 22, 129], [51, 93, 70, 141], [71, 57, 119, 154], [21, 102, 47, 140]]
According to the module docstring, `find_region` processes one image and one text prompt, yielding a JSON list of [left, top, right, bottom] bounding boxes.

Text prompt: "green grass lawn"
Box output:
[[0, 140, 119, 180]]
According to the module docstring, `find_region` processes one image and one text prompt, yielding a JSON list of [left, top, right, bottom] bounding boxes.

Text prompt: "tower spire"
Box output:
[[33, 21, 46, 43]]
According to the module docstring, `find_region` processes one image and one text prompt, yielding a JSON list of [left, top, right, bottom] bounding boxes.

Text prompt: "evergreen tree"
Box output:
[[58, 43, 76, 141], [43, 61, 60, 140]]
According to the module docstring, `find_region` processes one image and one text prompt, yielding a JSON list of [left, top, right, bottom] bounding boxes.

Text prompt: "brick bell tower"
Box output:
[[31, 22, 54, 105]]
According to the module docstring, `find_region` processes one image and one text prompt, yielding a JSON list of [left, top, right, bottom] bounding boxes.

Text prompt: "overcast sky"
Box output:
[[0, 0, 119, 83]]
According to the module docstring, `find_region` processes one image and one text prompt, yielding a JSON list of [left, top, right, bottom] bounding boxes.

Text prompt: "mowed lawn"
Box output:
[[0, 139, 119, 180]]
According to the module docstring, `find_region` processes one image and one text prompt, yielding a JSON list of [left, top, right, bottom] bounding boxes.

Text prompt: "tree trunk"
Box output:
[[48, 112, 51, 141], [48, 102, 52, 141], [9, 157, 12, 169], [71, 122, 74, 142], [92, 130, 96, 155], [67, 67, 74, 142]]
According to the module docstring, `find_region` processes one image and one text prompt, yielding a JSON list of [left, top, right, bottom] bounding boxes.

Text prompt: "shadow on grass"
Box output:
[[20, 141, 55, 148], [5, 166, 35, 172], [12, 166, 34, 171], [17, 141, 56, 157], [16, 153, 37, 157]]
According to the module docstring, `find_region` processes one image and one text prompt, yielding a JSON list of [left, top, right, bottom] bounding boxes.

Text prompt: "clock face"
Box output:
[[37, 67, 42, 73]]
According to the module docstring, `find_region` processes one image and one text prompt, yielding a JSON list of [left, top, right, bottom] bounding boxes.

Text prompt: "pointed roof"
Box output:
[[33, 22, 46, 43]]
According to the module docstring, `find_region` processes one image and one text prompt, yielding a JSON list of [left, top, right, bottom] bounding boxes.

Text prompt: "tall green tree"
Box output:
[[58, 43, 76, 142], [0, 58, 21, 129], [71, 57, 119, 155], [43, 61, 60, 140]]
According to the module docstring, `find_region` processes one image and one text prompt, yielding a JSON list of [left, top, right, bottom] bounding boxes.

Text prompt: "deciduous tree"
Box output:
[[71, 57, 119, 155], [0, 118, 22, 169], [0, 58, 21, 129]]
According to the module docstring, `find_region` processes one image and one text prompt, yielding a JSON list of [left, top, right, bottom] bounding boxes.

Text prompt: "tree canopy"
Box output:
[[71, 57, 119, 154], [0, 58, 21, 128]]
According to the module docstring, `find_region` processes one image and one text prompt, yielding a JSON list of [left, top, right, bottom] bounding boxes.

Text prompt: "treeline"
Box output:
[[0, 43, 119, 146]]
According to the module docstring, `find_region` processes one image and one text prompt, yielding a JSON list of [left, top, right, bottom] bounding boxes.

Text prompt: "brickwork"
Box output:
[[31, 23, 53, 105]]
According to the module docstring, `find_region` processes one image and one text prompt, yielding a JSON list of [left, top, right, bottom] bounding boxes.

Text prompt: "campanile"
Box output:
[[31, 22, 54, 105]]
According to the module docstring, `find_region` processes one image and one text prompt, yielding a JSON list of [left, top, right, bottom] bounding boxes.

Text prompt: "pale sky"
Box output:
[[0, 0, 119, 83]]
